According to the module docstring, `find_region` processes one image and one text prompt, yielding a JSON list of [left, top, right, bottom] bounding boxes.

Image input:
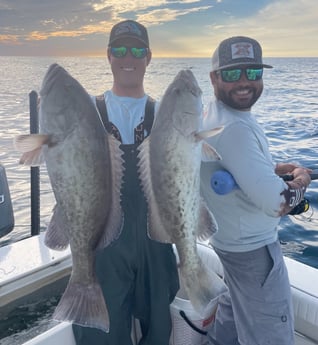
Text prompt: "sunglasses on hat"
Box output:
[[217, 68, 263, 82], [110, 46, 149, 59]]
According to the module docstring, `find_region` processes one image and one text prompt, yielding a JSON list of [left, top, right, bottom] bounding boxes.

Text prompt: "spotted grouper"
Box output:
[[14, 63, 124, 332], [138, 69, 227, 316]]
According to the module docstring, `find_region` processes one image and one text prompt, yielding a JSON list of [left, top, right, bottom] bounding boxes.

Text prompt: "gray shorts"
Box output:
[[208, 240, 294, 345]]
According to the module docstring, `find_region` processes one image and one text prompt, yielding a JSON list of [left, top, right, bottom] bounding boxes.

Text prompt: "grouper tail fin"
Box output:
[[53, 277, 109, 333], [179, 259, 228, 318]]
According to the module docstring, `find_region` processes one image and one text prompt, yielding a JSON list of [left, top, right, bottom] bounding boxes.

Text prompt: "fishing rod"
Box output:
[[211, 169, 318, 215]]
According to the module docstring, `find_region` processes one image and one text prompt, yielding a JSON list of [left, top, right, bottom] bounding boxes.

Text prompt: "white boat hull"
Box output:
[[1, 236, 317, 344]]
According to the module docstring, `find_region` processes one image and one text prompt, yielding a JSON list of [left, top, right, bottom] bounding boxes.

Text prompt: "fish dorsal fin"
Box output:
[[196, 198, 218, 241], [138, 138, 173, 243], [97, 134, 124, 249], [14, 134, 49, 166]]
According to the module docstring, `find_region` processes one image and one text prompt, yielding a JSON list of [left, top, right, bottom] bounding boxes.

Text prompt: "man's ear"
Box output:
[[146, 49, 152, 66], [210, 71, 218, 86], [107, 48, 111, 63]]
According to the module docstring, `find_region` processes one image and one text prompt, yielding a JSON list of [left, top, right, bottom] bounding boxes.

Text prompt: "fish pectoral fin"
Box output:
[[196, 126, 224, 140], [197, 127, 223, 161], [196, 199, 218, 241], [44, 205, 70, 250], [19, 148, 45, 166], [14, 134, 49, 166], [14, 134, 50, 152], [201, 142, 221, 162]]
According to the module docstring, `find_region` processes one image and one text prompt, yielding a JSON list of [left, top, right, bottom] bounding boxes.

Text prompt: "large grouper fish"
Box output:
[[14, 63, 124, 332], [138, 69, 228, 316]]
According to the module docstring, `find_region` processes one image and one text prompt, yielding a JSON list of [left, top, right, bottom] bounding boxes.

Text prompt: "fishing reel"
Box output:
[[288, 198, 310, 215], [280, 174, 311, 215]]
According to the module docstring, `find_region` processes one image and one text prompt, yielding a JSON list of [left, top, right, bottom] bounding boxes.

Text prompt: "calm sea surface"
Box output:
[[0, 56, 317, 343]]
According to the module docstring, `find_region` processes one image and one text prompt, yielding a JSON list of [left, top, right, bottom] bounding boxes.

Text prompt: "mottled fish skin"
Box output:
[[14, 63, 124, 332], [138, 69, 227, 316]]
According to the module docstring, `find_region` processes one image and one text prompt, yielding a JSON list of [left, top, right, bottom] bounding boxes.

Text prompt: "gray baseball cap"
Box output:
[[211, 36, 273, 71], [108, 20, 149, 47]]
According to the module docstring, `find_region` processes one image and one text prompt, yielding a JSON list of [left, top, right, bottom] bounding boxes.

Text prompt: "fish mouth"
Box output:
[[40, 64, 65, 97], [175, 70, 202, 96]]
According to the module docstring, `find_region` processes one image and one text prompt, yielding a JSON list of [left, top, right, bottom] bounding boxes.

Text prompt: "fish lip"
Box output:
[[40, 64, 63, 97], [171, 70, 202, 97]]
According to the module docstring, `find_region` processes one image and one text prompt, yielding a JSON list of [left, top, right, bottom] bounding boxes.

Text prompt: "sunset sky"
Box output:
[[1, 0, 317, 57]]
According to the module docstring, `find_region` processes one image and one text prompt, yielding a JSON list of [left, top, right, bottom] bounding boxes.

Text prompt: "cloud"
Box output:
[[202, 0, 318, 57], [136, 5, 212, 25], [0, 0, 210, 43], [0, 0, 317, 56]]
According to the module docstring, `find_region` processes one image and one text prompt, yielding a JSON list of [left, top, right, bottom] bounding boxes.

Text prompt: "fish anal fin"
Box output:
[[196, 199, 218, 241], [44, 205, 70, 250]]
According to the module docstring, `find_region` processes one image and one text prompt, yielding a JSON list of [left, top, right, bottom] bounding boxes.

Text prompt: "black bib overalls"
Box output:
[[73, 97, 179, 345]]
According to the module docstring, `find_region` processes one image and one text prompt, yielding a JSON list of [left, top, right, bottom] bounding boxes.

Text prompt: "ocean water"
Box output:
[[0, 56, 317, 342], [0, 56, 317, 265]]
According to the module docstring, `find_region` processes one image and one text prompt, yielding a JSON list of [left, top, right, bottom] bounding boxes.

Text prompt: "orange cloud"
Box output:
[[0, 35, 21, 45], [22, 21, 114, 41]]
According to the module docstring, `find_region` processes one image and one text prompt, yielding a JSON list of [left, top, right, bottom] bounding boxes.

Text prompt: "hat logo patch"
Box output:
[[115, 22, 142, 37], [231, 42, 254, 60]]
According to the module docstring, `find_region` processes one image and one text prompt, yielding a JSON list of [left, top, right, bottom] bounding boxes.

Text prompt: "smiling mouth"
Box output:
[[121, 67, 135, 72], [234, 88, 252, 96]]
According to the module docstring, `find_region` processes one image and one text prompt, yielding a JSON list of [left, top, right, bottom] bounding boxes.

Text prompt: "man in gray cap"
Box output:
[[72, 19, 179, 345], [200, 36, 311, 344]]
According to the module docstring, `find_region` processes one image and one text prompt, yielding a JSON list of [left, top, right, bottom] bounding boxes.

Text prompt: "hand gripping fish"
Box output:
[[14, 63, 124, 332], [138, 70, 228, 317]]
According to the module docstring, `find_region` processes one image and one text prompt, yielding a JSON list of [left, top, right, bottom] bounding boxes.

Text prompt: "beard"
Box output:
[[217, 85, 263, 111]]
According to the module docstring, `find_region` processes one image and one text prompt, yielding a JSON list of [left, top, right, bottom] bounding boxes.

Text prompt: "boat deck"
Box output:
[[0, 235, 317, 344]]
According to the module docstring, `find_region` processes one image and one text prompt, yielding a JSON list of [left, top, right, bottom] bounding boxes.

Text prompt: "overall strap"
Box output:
[[95, 94, 155, 143], [95, 94, 112, 133], [143, 96, 155, 136], [134, 96, 155, 144]]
